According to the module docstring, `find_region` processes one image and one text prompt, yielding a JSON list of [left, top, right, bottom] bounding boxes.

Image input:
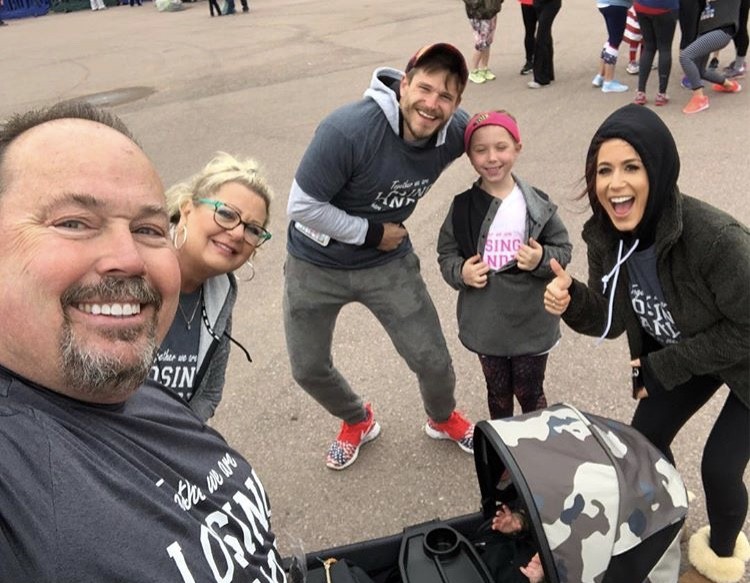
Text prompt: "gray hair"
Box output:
[[165, 152, 273, 227]]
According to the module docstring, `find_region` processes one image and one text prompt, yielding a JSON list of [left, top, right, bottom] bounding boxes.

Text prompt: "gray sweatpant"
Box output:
[[283, 252, 456, 425]]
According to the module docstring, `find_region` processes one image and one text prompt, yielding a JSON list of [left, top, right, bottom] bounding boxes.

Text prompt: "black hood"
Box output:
[[586, 104, 681, 247]]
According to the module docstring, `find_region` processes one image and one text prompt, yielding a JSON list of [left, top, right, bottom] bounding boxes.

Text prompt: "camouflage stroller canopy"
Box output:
[[473, 403, 688, 583]]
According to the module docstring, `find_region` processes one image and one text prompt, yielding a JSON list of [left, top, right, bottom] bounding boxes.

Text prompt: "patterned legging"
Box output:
[[680, 27, 734, 89], [469, 16, 498, 51], [478, 353, 549, 419]]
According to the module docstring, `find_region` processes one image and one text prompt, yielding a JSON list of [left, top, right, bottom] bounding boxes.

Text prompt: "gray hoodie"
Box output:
[[286, 67, 469, 269]]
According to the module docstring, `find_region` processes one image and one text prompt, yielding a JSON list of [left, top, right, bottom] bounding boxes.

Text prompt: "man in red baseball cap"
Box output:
[[284, 43, 474, 471]]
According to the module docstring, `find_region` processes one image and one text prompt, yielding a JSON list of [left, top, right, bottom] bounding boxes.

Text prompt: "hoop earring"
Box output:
[[173, 225, 188, 249], [241, 259, 256, 282]]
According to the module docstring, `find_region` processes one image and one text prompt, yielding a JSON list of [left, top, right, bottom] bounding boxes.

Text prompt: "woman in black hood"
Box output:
[[545, 104, 750, 583]]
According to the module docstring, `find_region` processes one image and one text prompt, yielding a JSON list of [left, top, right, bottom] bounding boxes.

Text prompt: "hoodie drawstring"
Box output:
[[201, 304, 252, 363], [596, 238, 640, 344]]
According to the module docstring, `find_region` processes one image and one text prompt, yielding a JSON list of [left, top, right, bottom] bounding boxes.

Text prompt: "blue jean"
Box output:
[[283, 252, 457, 424]]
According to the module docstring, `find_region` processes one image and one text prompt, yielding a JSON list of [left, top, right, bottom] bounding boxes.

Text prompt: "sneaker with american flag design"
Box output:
[[325, 403, 380, 470], [424, 410, 474, 454]]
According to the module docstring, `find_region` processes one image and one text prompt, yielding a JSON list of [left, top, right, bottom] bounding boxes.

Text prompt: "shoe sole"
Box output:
[[326, 422, 381, 471], [424, 424, 473, 454]]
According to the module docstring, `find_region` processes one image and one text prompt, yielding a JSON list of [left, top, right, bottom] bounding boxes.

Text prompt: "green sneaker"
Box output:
[[468, 69, 486, 84], [481, 68, 496, 81]]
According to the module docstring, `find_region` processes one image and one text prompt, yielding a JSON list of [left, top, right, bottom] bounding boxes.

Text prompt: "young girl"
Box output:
[[591, 0, 633, 93], [437, 111, 572, 419], [463, 0, 504, 83], [624, 6, 644, 74]]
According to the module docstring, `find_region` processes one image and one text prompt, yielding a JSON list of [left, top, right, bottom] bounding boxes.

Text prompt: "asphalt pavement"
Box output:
[[2, 0, 748, 577]]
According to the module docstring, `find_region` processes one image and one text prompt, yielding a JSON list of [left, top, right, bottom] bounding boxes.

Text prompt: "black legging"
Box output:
[[631, 377, 749, 557], [734, 0, 749, 57], [679, 0, 703, 49], [637, 10, 678, 93], [521, 3, 538, 65], [531, 0, 562, 85], [478, 353, 549, 419]]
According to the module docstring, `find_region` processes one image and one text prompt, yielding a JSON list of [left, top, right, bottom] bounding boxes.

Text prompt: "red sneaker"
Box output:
[[326, 403, 381, 470], [712, 79, 742, 93], [683, 94, 709, 114], [425, 410, 474, 453]]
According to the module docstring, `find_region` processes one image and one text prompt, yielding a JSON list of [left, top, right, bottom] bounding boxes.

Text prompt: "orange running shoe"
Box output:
[[683, 94, 710, 114]]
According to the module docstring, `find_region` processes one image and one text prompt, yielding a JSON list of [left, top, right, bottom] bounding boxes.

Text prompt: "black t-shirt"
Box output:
[[626, 246, 682, 346], [150, 288, 202, 402], [0, 367, 286, 583]]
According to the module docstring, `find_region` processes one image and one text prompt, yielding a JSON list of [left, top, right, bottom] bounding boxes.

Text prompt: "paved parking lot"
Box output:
[[2, 0, 748, 576]]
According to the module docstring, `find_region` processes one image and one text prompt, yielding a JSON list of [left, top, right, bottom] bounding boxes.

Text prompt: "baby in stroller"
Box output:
[[485, 502, 545, 583]]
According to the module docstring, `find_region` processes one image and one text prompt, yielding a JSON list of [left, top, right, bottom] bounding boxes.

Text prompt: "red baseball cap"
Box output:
[[405, 43, 469, 87]]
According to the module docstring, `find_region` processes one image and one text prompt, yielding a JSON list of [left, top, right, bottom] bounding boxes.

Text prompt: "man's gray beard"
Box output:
[[58, 276, 163, 400], [60, 321, 158, 401]]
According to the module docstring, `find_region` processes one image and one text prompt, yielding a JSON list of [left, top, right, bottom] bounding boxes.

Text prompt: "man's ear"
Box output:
[[399, 74, 410, 97]]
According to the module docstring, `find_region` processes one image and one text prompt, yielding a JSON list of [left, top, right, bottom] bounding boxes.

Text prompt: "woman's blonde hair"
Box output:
[[165, 152, 273, 227]]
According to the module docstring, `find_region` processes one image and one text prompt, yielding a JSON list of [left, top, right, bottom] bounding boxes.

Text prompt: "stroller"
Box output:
[[291, 403, 688, 583]]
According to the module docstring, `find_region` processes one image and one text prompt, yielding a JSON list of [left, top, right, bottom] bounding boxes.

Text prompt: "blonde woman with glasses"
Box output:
[[149, 152, 273, 421]]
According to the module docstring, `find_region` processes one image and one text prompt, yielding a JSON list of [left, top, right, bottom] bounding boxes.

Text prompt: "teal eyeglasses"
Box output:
[[197, 198, 272, 247]]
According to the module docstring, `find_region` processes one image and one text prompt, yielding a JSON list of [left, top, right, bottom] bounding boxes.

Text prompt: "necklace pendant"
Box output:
[[178, 286, 203, 332]]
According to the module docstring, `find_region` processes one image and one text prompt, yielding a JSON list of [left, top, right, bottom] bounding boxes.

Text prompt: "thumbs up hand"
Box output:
[[545, 258, 572, 315], [516, 237, 543, 271]]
